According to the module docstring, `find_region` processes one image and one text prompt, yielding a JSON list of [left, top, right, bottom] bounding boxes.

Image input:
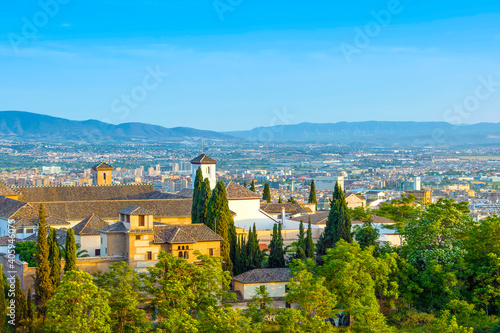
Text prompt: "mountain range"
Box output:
[[1, 111, 499, 146]]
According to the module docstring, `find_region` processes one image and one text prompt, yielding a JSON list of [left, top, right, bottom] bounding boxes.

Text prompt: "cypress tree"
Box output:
[[14, 275, 27, 329], [305, 216, 314, 259], [316, 182, 352, 263], [262, 183, 271, 203], [278, 196, 282, 203], [268, 223, 286, 268], [26, 285, 33, 331], [233, 236, 243, 275], [295, 220, 306, 260], [0, 265, 6, 330], [64, 229, 77, 273], [308, 180, 317, 209], [48, 228, 61, 287], [250, 180, 256, 192], [246, 223, 263, 270], [191, 167, 203, 224], [197, 178, 211, 224], [243, 181, 247, 188], [206, 181, 234, 272], [34, 204, 52, 315]]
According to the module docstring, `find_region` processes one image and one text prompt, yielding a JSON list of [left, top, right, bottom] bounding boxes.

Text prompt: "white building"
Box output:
[[191, 154, 217, 190], [315, 176, 344, 191]]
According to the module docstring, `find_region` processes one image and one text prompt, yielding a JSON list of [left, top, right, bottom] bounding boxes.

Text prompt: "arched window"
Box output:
[[184, 251, 189, 259], [186, 245, 189, 250], [177, 246, 181, 250], [103, 173, 106, 182], [207, 166, 210, 175], [178, 251, 183, 258], [182, 245, 185, 250]]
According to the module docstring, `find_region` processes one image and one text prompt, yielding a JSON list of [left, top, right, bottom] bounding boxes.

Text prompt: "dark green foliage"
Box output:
[[316, 182, 352, 263], [64, 228, 77, 273], [305, 216, 315, 259], [0, 265, 6, 330], [191, 167, 203, 224], [287, 196, 297, 204], [268, 223, 286, 268], [233, 224, 265, 276], [308, 180, 317, 209], [207, 181, 234, 271], [48, 228, 61, 287], [14, 241, 37, 267], [278, 196, 283, 203], [26, 285, 33, 329], [15, 275, 27, 329], [196, 178, 211, 224], [34, 204, 52, 315], [250, 180, 256, 192], [243, 181, 247, 188], [262, 183, 271, 203], [354, 220, 380, 250], [295, 220, 306, 260]]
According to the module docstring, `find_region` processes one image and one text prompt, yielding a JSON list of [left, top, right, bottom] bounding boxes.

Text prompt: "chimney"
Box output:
[[281, 207, 286, 228]]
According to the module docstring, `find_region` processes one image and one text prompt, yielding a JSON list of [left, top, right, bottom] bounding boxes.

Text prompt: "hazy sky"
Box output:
[[1, 1, 500, 131]]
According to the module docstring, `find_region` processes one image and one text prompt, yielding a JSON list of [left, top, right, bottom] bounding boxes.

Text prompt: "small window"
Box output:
[[16, 228, 23, 233], [135, 235, 141, 240], [105, 248, 108, 254], [186, 245, 189, 250], [209, 248, 214, 256], [178, 251, 183, 258], [286, 302, 291, 309], [101, 238, 103, 244], [147, 251, 152, 261], [182, 245, 185, 250], [184, 251, 189, 259], [138, 215, 145, 227], [95, 249, 101, 256], [207, 166, 211, 175], [26, 229, 34, 234], [177, 246, 181, 250], [126, 215, 130, 223]]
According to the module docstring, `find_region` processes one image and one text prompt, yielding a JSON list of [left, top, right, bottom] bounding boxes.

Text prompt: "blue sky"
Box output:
[[1, 0, 500, 131]]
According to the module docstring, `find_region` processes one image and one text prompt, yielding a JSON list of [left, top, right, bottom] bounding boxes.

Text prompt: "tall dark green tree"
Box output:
[[191, 167, 203, 224], [308, 180, 317, 209], [233, 235, 245, 276], [196, 178, 211, 224], [268, 223, 286, 268], [48, 228, 61, 287], [295, 220, 306, 260], [250, 180, 256, 192], [26, 285, 33, 332], [246, 223, 264, 270], [262, 183, 271, 203], [14, 275, 27, 329], [0, 264, 6, 330], [278, 196, 283, 203], [207, 181, 234, 271], [316, 182, 352, 263], [305, 217, 315, 259], [34, 204, 52, 315], [243, 181, 247, 188], [64, 228, 77, 273]]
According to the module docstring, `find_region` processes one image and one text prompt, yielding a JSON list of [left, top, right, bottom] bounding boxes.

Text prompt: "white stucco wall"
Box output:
[[228, 198, 277, 230], [240, 282, 287, 300], [76, 235, 102, 257]]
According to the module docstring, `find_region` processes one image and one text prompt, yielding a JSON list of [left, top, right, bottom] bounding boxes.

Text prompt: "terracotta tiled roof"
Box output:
[[73, 214, 109, 236], [22, 227, 68, 245], [92, 162, 114, 170], [233, 268, 291, 284], [32, 198, 192, 221], [260, 202, 312, 215], [13, 184, 176, 203], [117, 206, 153, 216], [225, 181, 260, 199], [177, 188, 194, 198], [12, 215, 70, 228], [0, 181, 20, 197], [190, 154, 217, 164], [154, 224, 222, 244], [99, 222, 128, 233], [0, 236, 22, 246], [290, 210, 329, 225], [0, 197, 35, 219]]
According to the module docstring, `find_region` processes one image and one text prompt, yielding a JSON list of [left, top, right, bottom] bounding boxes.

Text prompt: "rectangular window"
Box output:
[[95, 249, 101, 256], [147, 251, 152, 260], [126, 215, 130, 223], [138, 215, 145, 227], [16, 228, 23, 233], [209, 248, 214, 256], [135, 235, 141, 240], [101, 237, 103, 244], [26, 229, 34, 234], [105, 248, 107, 255]]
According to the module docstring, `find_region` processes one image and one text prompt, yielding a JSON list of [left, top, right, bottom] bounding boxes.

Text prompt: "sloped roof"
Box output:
[[154, 224, 223, 244], [260, 202, 312, 215], [29, 198, 192, 221], [117, 206, 153, 215], [177, 188, 194, 198], [233, 268, 291, 284], [92, 162, 114, 171], [0, 236, 22, 246], [0, 197, 35, 219], [12, 215, 70, 227], [190, 154, 217, 164], [13, 184, 175, 203], [0, 181, 20, 197], [99, 222, 128, 234], [73, 214, 109, 236], [22, 227, 68, 245], [290, 210, 329, 225], [225, 181, 260, 200]]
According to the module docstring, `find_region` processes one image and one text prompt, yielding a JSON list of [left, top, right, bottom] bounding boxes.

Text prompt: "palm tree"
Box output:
[[58, 243, 89, 258]]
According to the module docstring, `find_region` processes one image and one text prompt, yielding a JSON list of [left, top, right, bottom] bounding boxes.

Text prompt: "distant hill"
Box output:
[[0, 111, 233, 143], [227, 121, 500, 146]]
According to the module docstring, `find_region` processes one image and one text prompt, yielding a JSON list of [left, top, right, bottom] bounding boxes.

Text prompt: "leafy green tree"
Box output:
[[34, 204, 52, 315], [207, 181, 235, 271], [59, 242, 89, 258], [287, 258, 335, 319], [0, 265, 6, 331], [45, 270, 111, 333], [375, 193, 419, 245], [262, 183, 271, 203], [287, 197, 297, 204], [295, 220, 306, 260], [48, 228, 61, 287], [64, 229, 78, 273], [14, 275, 27, 330], [196, 178, 211, 224], [192, 166, 203, 224], [14, 241, 37, 267], [246, 285, 274, 323], [319, 240, 394, 332], [94, 262, 149, 333], [354, 220, 380, 250], [305, 217, 314, 259], [268, 223, 286, 268], [308, 180, 317, 209], [316, 182, 352, 262], [198, 306, 253, 333], [250, 180, 256, 192]]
